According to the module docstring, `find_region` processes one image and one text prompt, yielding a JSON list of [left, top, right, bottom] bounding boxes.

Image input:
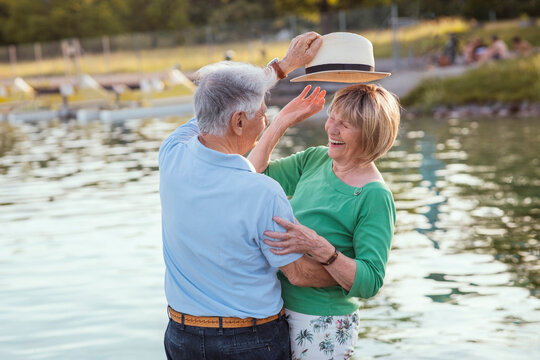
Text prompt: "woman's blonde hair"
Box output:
[[328, 84, 400, 165]]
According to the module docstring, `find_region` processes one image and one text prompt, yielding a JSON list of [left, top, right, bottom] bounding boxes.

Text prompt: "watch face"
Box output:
[[268, 58, 279, 66]]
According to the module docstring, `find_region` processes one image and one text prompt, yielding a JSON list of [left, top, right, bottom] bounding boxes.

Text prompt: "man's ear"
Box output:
[[230, 111, 244, 136]]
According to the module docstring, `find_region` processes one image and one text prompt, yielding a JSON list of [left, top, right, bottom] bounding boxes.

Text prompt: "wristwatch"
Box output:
[[268, 58, 286, 80]]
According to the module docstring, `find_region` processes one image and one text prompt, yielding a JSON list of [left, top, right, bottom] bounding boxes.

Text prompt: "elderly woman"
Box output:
[[248, 83, 400, 359]]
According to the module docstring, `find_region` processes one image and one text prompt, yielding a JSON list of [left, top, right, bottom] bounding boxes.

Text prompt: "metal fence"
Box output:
[[0, 6, 420, 78]]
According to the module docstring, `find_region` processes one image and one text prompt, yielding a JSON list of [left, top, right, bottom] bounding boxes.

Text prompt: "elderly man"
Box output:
[[159, 33, 334, 360]]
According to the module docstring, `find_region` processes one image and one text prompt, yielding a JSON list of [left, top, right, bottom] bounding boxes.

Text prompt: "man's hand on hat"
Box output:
[[279, 32, 322, 76]]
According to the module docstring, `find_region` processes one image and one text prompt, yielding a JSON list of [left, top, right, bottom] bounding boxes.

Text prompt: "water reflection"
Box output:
[[0, 116, 539, 359], [279, 116, 540, 358]]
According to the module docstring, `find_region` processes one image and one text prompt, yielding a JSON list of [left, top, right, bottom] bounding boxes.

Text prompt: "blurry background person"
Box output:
[[223, 49, 236, 61], [439, 33, 459, 66], [479, 34, 509, 62], [512, 36, 533, 56], [464, 38, 487, 63]]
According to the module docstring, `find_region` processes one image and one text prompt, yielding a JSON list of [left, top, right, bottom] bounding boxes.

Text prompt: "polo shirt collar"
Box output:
[[187, 136, 256, 172]]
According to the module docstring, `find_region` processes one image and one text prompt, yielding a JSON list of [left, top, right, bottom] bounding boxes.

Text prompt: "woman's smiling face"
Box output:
[[325, 109, 363, 164]]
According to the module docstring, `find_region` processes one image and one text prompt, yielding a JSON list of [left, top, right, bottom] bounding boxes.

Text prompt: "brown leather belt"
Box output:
[[168, 306, 285, 328]]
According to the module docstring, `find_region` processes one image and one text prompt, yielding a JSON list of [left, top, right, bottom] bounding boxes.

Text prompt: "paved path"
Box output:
[[378, 64, 469, 97], [270, 58, 470, 104], [270, 59, 471, 121]]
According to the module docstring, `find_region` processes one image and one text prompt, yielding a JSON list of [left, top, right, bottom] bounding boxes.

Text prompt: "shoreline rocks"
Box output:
[[405, 102, 540, 120]]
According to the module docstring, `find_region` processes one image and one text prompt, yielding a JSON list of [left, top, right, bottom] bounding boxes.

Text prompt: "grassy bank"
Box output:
[[402, 54, 540, 110]]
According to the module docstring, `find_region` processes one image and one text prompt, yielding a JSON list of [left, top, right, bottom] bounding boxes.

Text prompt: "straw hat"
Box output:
[[291, 32, 390, 83]]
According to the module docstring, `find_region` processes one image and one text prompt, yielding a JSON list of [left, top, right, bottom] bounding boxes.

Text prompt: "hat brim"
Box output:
[[290, 70, 391, 83]]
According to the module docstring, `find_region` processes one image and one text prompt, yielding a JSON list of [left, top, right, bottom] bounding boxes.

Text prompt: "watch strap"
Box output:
[[269, 59, 286, 80]]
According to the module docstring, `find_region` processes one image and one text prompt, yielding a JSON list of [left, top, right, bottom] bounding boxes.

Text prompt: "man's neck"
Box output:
[[198, 134, 239, 155]]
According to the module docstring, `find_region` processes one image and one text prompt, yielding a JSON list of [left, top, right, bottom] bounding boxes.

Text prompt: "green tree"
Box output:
[[273, 0, 390, 32], [396, 0, 540, 20], [47, 0, 126, 39], [123, 0, 190, 32], [186, 0, 223, 26], [0, 0, 12, 44], [1, 0, 50, 43], [186, 0, 277, 27], [209, 0, 266, 26], [273, 0, 392, 15], [0, 0, 127, 44]]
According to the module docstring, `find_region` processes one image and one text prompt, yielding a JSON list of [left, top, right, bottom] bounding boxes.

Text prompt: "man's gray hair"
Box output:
[[194, 62, 276, 136]]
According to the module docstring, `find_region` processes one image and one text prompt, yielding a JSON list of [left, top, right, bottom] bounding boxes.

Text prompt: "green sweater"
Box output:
[[264, 146, 395, 316]]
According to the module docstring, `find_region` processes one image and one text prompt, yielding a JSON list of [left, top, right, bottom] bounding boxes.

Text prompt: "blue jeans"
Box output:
[[164, 315, 291, 360]]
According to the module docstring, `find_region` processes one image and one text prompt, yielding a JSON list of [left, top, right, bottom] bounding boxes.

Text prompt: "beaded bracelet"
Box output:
[[321, 247, 339, 266]]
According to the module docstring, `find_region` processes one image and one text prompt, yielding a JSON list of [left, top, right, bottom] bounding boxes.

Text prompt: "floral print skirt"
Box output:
[[285, 308, 360, 360]]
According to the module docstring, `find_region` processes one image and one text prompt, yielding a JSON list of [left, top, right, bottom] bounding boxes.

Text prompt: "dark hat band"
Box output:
[[305, 63, 374, 74]]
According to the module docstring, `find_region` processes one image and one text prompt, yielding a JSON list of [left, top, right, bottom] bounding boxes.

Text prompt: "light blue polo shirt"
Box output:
[[159, 118, 302, 318]]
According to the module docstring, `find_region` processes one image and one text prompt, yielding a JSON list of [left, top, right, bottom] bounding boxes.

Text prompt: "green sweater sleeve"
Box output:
[[263, 147, 321, 197], [346, 186, 396, 299]]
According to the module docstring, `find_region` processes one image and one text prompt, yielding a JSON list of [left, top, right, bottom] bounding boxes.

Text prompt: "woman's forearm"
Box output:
[[248, 118, 289, 173], [280, 255, 338, 288], [306, 240, 357, 291], [323, 253, 357, 291], [248, 86, 325, 172], [264, 216, 357, 291]]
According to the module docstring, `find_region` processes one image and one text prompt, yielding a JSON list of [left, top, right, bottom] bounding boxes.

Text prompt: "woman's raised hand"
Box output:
[[275, 85, 326, 128], [247, 86, 324, 173], [264, 216, 334, 262]]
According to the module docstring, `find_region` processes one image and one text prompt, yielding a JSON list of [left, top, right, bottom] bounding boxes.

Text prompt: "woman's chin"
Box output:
[[328, 144, 343, 159], [327, 147, 341, 161]]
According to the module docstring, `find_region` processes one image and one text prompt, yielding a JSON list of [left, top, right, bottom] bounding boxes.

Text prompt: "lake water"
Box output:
[[1, 115, 539, 359]]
